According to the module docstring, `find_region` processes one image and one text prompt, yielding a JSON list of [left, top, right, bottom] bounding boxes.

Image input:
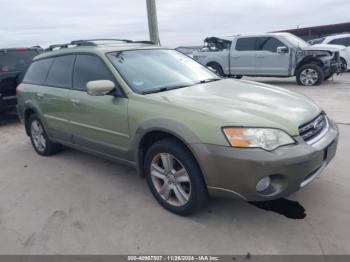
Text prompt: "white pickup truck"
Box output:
[[190, 33, 343, 86]]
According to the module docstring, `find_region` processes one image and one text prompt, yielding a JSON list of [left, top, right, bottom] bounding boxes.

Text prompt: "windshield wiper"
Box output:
[[198, 78, 222, 84], [141, 78, 222, 95], [142, 84, 191, 95]]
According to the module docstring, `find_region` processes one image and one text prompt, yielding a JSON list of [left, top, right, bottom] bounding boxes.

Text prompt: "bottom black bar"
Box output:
[[0, 255, 349, 262]]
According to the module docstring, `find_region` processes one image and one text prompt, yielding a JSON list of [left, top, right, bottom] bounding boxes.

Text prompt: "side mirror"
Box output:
[[86, 80, 115, 96], [277, 46, 288, 54]]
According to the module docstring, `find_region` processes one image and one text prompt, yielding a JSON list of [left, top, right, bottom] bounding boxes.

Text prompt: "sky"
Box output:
[[0, 0, 349, 48]]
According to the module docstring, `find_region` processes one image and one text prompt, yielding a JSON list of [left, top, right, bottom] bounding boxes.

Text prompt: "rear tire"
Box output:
[[28, 114, 62, 156], [144, 138, 208, 216], [296, 64, 324, 86]]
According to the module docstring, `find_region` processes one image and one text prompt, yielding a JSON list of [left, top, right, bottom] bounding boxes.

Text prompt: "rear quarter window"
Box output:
[[23, 58, 54, 85]]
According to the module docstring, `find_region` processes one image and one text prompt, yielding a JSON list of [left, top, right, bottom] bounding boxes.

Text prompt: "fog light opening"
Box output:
[[256, 176, 272, 193]]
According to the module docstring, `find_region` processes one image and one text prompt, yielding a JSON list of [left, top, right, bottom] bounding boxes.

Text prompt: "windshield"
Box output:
[[282, 33, 309, 48], [107, 49, 220, 94], [309, 37, 325, 45]]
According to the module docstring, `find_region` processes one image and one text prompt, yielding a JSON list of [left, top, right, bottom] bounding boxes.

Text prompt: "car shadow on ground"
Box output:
[[0, 109, 19, 126]]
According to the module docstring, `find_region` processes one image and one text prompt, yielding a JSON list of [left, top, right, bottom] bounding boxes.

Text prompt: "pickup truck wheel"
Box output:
[[296, 64, 324, 86], [207, 63, 224, 77], [28, 114, 62, 156], [144, 138, 208, 216]]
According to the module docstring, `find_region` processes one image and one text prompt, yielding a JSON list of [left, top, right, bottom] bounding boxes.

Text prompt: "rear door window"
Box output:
[[23, 58, 54, 85], [235, 38, 257, 51], [46, 55, 75, 88], [73, 54, 115, 91], [346, 37, 350, 47], [257, 37, 287, 53], [0, 50, 38, 73], [329, 38, 347, 46]]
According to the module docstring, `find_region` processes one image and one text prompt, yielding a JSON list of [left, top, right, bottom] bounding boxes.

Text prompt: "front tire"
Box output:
[[207, 63, 224, 77], [144, 138, 208, 216], [28, 114, 62, 156], [296, 64, 324, 86], [340, 57, 347, 72]]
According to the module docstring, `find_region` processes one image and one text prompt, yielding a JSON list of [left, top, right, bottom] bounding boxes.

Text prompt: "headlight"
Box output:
[[222, 128, 295, 151]]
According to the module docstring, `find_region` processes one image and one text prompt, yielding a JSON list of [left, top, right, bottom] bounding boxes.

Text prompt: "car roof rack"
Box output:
[[45, 39, 155, 51]]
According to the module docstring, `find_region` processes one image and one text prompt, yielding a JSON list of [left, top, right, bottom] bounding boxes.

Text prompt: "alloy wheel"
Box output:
[[150, 153, 191, 207], [300, 68, 319, 86], [30, 120, 46, 152]]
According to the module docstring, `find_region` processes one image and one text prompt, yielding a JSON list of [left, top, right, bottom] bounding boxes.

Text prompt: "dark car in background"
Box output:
[[0, 47, 42, 111]]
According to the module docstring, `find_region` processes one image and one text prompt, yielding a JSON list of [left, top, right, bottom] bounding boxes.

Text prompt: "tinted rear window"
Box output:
[[23, 58, 54, 85], [0, 50, 38, 73], [46, 55, 75, 88], [73, 55, 114, 91], [235, 38, 257, 51]]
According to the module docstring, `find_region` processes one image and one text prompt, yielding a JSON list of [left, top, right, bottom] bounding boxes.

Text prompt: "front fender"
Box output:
[[132, 118, 204, 176], [295, 55, 327, 75]]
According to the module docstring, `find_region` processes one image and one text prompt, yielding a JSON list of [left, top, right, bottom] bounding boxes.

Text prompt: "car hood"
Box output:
[[302, 44, 344, 52], [148, 79, 321, 136]]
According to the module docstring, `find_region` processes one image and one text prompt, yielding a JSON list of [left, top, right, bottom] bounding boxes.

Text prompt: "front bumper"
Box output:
[[193, 120, 338, 201]]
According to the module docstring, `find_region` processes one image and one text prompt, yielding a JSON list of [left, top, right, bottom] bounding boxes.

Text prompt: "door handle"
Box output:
[[71, 99, 80, 106], [256, 55, 265, 58], [231, 55, 240, 58]]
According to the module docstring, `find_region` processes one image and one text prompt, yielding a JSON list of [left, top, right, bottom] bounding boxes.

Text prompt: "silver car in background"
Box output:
[[188, 33, 343, 86]]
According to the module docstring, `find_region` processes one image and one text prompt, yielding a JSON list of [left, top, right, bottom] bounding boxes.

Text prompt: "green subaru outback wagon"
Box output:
[[17, 39, 338, 215]]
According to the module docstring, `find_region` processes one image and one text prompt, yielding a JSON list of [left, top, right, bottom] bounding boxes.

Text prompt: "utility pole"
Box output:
[[146, 0, 160, 45]]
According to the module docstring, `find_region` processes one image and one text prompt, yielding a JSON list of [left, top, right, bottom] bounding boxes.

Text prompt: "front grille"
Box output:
[[299, 113, 327, 142]]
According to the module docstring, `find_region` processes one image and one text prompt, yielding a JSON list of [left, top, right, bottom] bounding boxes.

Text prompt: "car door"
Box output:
[[230, 37, 257, 75], [255, 37, 290, 76], [68, 54, 130, 160], [37, 55, 75, 142]]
